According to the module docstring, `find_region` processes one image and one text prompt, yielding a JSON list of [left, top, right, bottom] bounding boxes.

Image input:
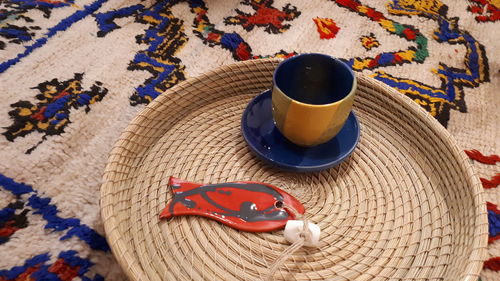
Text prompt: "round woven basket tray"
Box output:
[[101, 59, 488, 281]]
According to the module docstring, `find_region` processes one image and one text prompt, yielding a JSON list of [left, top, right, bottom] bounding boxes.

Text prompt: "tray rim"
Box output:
[[100, 58, 488, 281]]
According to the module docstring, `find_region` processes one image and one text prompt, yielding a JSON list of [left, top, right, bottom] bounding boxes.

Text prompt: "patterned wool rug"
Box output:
[[0, 0, 498, 280]]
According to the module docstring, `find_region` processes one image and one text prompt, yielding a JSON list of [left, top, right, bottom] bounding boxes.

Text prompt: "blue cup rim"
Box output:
[[272, 53, 357, 107]]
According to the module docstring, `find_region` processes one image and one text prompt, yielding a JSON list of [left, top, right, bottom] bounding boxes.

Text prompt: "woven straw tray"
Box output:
[[101, 59, 488, 281]]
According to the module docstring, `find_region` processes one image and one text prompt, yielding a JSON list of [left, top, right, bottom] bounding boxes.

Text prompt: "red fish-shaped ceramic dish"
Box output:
[[160, 177, 305, 232]]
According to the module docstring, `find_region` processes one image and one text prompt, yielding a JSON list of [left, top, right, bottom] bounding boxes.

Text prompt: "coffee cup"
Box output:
[[272, 53, 357, 147]]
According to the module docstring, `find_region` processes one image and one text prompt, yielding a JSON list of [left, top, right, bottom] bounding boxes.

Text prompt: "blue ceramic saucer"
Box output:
[[241, 90, 360, 172]]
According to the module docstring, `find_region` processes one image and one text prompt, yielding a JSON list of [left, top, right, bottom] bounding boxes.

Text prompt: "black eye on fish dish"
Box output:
[[274, 200, 284, 209]]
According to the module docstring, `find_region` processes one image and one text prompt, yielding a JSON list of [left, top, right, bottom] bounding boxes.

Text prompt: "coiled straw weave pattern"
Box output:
[[101, 59, 488, 281]]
